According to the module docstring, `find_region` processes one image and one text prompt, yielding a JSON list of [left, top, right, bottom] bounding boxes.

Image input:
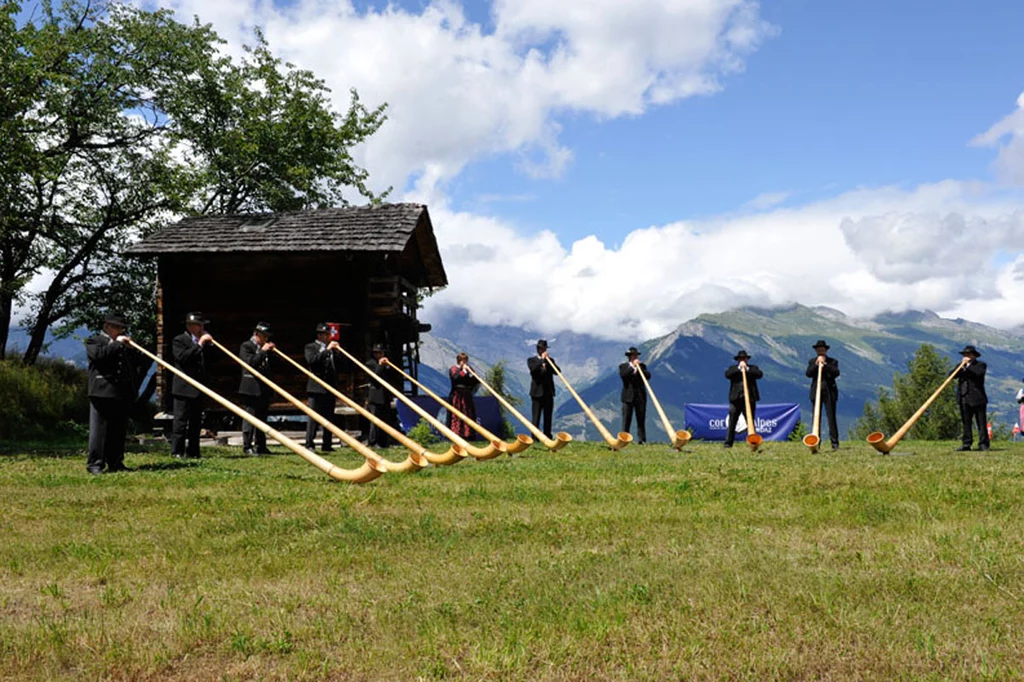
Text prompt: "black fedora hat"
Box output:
[[959, 345, 981, 357], [536, 339, 549, 350], [734, 349, 751, 361], [315, 322, 330, 334], [103, 312, 127, 328], [625, 346, 641, 357], [371, 343, 387, 353], [254, 321, 272, 336], [812, 339, 830, 350], [185, 311, 209, 325]]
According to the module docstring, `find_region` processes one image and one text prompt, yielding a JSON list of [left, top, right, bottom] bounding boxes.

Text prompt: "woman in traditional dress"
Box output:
[[448, 352, 479, 438]]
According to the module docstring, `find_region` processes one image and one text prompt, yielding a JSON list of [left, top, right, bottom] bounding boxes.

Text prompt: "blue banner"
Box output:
[[684, 403, 801, 441], [395, 395, 503, 436]]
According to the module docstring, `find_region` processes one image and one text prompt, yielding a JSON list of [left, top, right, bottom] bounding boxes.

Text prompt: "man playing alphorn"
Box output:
[[723, 350, 762, 448], [806, 339, 841, 451]]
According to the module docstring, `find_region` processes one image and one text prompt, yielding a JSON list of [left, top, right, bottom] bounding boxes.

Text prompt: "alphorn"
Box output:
[[385, 359, 533, 454], [272, 348, 435, 472], [548, 358, 632, 450], [867, 358, 968, 454], [803, 362, 823, 453], [124, 340, 384, 483], [333, 345, 504, 461], [465, 365, 572, 451], [636, 364, 691, 449], [741, 367, 763, 452], [210, 339, 391, 473]]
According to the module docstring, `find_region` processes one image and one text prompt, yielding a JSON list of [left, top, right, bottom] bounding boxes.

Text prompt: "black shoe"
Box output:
[[831, 443, 840, 451], [256, 448, 272, 455], [304, 443, 315, 450], [243, 447, 256, 455], [955, 445, 972, 452], [723, 442, 733, 449], [978, 444, 990, 451], [86, 466, 104, 475], [172, 453, 186, 459], [107, 463, 131, 473]]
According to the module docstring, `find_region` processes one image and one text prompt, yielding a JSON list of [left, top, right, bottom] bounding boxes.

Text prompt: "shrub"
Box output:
[[406, 418, 439, 446], [0, 355, 89, 440]]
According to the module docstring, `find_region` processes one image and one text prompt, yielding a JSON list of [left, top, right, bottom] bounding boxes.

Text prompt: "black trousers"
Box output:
[[622, 399, 647, 443], [242, 394, 270, 451], [532, 395, 554, 439], [725, 400, 756, 446], [171, 396, 203, 457], [367, 401, 399, 448], [88, 397, 129, 472], [305, 394, 336, 450], [813, 398, 840, 446], [960, 402, 989, 448]]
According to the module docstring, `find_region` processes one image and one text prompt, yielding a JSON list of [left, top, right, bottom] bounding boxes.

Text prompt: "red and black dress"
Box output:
[[448, 365, 480, 438]]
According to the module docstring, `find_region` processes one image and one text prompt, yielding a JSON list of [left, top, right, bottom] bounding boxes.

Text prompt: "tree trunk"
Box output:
[[0, 290, 12, 360]]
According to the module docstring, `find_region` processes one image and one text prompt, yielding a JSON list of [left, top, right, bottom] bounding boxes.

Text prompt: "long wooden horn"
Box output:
[[741, 367, 763, 452], [636, 365, 690, 449], [867, 358, 968, 454], [210, 338, 390, 475], [124, 339, 384, 483], [271, 347, 436, 472], [465, 365, 572, 452], [802, 363, 823, 453], [333, 344, 504, 461], [385, 359, 532, 454], [548, 359, 631, 450]]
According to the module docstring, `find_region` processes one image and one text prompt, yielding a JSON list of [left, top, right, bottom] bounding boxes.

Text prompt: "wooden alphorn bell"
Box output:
[[465, 365, 573, 452], [333, 344, 504, 461], [803, 362, 823, 453], [124, 339, 384, 483], [636, 364, 691, 449], [384, 359, 533, 454], [272, 347, 437, 472], [867, 358, 968, 454], [548, 358, 632, 450], [210, 338, 390, 475], [741, 366, 763, 452]]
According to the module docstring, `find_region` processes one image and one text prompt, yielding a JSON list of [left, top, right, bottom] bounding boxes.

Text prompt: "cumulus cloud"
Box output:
[[140, 0, 775, 192], [421, 182, 1024, 339]]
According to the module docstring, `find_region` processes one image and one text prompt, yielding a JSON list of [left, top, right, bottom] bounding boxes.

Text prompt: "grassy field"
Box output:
[[2, 437, 1024, 680]]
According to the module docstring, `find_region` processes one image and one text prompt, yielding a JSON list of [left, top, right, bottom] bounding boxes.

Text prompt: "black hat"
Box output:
[[812, 340, 830, 350], [315, 322, 330, 334], [254, 321, 272, 336], [959, 345, 981, 357], [371, 343, 386, 353], [103, 312, 127, 328], [734, 350, 751, 361], [625, 346, 641, 357], [185, 311, 208, 325], [536, 339, 549, 349]]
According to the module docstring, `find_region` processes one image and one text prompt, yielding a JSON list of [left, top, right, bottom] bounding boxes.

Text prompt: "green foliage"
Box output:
[[406, 418, 439, 446], [853, 344, 961, 440], [0, 354, 88, 440], [0, 0, 388, 363], [787, 419, 807, 442], [484, 360, 520, 408]]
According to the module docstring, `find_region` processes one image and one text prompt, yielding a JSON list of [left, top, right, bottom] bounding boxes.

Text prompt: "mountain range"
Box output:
[[420, 304, 1024, 442]]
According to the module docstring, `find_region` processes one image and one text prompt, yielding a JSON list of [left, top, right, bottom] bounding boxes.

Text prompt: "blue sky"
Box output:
[[25, 0, 1024, 337]]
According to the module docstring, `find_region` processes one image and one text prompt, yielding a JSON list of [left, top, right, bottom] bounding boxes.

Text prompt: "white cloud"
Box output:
[[971, 90, 1024, 186], [421, 181, 1024, 340], [141, 0, 775, 192]]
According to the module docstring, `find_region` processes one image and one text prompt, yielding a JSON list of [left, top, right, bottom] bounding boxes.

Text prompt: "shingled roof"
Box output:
[[126, 203, 431, 255], [125, 202, 447, 287]]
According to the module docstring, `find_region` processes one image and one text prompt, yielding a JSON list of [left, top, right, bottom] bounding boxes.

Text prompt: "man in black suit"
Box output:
[[238, 321, 275, 455], [619, 346, 650, 444], [85, 313, 138, 474], [170, 311, 213, 458], [304, 323, 341, 452], [528, 339, 558, 439], [365, 343, 400, 448], [955, 345, 989, 452], [806, 339, 841, 451], [723, 350, 763, 448]]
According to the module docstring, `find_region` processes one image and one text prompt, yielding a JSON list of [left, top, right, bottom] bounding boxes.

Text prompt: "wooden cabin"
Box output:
[[125, 203, 447, 421]]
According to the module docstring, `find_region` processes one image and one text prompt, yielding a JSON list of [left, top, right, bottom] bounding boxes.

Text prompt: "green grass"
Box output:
[[2, 438, 1024, 680]]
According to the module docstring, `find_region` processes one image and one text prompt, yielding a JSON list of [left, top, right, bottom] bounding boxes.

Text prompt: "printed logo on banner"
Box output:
[[684, 403, 802, 442]]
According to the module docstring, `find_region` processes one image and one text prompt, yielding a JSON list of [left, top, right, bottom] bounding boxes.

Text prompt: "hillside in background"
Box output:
[[422, 304, 1024, 443]]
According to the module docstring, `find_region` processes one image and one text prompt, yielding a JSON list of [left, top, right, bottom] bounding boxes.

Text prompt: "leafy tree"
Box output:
[[852, 344, 961, 440], [485, 359, 521, 438], [0, 0, 388, 363]]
